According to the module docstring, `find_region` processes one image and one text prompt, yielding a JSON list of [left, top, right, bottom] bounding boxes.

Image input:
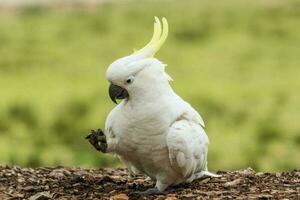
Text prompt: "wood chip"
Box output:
[[28, 191, 53, 200], [110, 193, 129, 200], [224, 178, 242, 187]]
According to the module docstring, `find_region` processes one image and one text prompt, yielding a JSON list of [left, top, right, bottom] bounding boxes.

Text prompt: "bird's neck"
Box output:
[[126, 82, 174, 107]]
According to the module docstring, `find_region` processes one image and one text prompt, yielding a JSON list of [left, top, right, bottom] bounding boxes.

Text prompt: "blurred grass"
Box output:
[[0, 0, 299, 171]]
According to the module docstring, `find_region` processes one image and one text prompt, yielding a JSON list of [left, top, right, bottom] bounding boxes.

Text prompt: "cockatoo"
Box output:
[[86, 17, 219, 195]]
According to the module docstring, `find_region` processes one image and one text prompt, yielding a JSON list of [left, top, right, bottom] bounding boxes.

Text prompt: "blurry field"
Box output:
[[0, 0, 299, 171]]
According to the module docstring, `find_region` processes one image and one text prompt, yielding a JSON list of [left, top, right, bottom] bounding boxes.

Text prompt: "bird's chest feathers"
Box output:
[[114, 103, 172, 154]]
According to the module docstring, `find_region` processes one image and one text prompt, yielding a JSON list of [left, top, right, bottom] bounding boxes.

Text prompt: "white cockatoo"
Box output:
[[86, 17, 219, 195]]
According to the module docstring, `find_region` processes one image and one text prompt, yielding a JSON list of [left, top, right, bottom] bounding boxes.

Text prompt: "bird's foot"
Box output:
[[85, 128, 107, 153], [133, 187, 166, 196]]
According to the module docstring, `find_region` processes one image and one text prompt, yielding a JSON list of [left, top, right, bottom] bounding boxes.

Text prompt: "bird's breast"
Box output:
[[117, 131, 170, 176], [113, 111, 172, 175]]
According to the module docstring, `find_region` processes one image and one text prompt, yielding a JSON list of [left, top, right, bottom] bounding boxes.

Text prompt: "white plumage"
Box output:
[[102, 17, 218, 193]]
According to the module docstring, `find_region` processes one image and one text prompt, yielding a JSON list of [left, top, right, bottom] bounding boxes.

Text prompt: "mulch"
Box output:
[[0, 166, 299, 200]]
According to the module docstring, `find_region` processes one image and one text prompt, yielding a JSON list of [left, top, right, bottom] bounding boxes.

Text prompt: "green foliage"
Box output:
[[0, 0, 299, 171]]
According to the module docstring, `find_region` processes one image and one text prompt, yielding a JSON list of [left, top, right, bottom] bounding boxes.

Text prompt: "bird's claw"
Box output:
[[85, 128, 107, 153]]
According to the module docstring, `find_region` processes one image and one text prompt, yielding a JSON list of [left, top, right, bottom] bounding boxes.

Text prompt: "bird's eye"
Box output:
[[125, 76, 134, 84], [126, 78, 132, 84]]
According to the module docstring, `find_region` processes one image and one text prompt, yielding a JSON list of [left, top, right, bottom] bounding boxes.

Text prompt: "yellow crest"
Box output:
[[132, 17, 168, 57]]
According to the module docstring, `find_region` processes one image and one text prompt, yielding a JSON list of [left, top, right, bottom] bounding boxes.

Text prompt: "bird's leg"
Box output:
[[134, 187, 166, 196], [85, 128, 107, 153], [133, 180, 168, 196]]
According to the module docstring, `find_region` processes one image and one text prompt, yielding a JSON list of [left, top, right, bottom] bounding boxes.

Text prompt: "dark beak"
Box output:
[[109, 83, 129, 104]]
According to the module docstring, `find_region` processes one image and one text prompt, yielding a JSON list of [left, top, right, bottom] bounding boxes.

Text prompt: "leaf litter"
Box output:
[[0, 166, 299, 199]]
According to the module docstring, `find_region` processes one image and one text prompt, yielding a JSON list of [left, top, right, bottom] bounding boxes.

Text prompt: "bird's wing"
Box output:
[[181, 101, 205, 128], [172, 94, 205, 128], [166, 116, 209, 178]]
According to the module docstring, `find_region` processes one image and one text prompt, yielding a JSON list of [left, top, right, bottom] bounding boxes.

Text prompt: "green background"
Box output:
[[0, 0, 299, 172]]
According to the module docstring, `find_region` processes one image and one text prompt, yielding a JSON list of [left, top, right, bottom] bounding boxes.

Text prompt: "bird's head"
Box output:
[[105, 17, 172, 104]]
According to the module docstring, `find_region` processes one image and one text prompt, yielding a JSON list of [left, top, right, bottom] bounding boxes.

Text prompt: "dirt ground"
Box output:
[[0, 166, 299, 200]]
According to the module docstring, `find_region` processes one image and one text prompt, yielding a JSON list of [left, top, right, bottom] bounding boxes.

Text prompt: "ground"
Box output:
[[0, 166, 299, 199]]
